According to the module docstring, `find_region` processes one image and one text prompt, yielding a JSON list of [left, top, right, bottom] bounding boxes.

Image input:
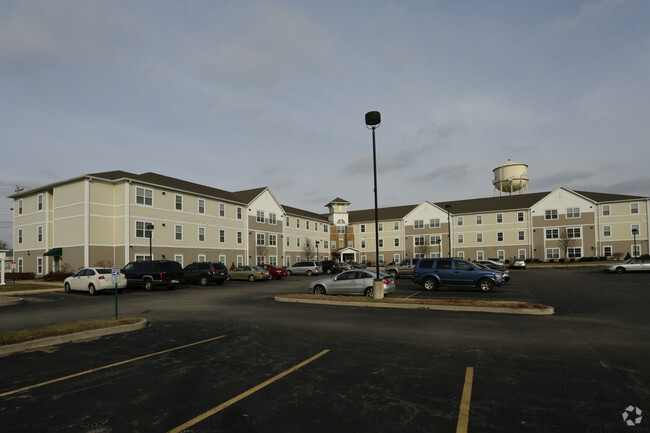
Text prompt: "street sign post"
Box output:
[[112, 266, 120, 318]]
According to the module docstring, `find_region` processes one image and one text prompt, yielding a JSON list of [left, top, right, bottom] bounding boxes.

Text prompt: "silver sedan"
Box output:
[[309, 270, 396, 297]]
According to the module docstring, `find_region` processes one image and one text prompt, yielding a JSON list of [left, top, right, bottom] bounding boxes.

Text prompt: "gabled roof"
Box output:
[[282, 204, 330, 222], [348, 204, 419, 223], [326, 197, 351, 206], [233, 187, 269, 204], [432, 192, 549, 214]]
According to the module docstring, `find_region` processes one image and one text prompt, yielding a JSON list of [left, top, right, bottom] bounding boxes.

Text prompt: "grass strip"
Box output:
[[0, 317, 142, 346], [0, 283, 61, 292], [279, 294, 550, 310]]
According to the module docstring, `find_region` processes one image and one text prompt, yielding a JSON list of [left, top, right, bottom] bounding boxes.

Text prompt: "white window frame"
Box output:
[[136, 187, 153, 206], [198, 199, 205, 214], [545, 209, 558, 220], [430, 218, 440, 228], [566, 207, 580, 219], [198, 227, 205, 242], [269, 213, 277, 225], [476, 215, 482, 225], [219, 203, 225, 217], [257, 211, 265, 223], [631, 203, 639, 214], [414, 220, 424, 229], [496, 213, 503, 223], [602, 205, 610, 216], [219, 229, 226, 243], [175, 195, 183, 211], [175, 225, 183, 241]]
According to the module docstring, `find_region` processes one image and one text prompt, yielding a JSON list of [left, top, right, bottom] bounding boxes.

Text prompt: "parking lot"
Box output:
[[0, 268, 648, 432]]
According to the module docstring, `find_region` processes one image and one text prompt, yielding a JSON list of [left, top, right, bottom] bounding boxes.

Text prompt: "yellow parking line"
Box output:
[[0, 335, 227, 398], [406, 291, 422, 298], [169, 349, 330, 433], [456, 367, 474, 433]]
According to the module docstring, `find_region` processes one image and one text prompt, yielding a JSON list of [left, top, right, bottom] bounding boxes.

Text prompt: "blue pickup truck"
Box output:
[[413, 258, 505, 293]]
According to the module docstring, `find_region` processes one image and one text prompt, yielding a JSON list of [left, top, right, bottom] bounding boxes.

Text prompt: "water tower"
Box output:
[[493, 159, 529, 196]]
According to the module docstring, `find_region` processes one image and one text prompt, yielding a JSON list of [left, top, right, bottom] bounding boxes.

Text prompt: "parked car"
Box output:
[[259, 264, 288, 279], [346, 261, 365, 269], [122, 260, 184, 290], [385, 258, 420, 278], [603, 257, 650, 273], [320, 260, 343, 274], [510, 258, 527, 269], [64, 267, 127, 295], [475, 262, 510, 282], [413, 258, 505, 293], [475, 259, 506, 271], [229, 265, 271, 281], [287, 261, 322, 276], [310, 269, 396, 297], [183, 262, 229, 286]]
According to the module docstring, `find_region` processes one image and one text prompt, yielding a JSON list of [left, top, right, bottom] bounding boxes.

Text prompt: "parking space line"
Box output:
[[456, 367, 474, 433], [0, 335, 227, 398], [406, 291, 422, 298], [168, 349, 330, 433]]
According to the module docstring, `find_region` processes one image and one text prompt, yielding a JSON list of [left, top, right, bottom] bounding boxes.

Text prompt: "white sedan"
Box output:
[[309, 270, 396, 297], [603, 258, 650, 274], [64, 267, 127, 295]]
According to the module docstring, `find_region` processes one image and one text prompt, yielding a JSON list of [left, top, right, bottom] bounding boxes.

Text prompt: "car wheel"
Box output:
[[64, 282, 71, 293], [313, 285, 326, 295], [248, 275, 255, 282], [423, 278, 438, 291], [364, 287, 373, 298], [287, 270, 292, 276], [88, 284, 96, 296], [200, 275, 209, 286], [326, 269, 332, 274], [389, 270, 398, 279], [615, 267, 625, 274], [306, 270, 313, 276], [144, 279, 154, 291], [478, 278, 494, 293]]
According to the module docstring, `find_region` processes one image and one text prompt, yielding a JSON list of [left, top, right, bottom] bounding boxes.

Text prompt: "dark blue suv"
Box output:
[[413, 258, 505, 293]]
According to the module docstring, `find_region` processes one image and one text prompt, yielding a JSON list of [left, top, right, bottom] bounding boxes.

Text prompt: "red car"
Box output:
[[259, 264, 288, 279]]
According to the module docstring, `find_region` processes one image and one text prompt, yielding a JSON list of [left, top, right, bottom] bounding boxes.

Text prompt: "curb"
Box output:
[[0, 297, 23, 307], [0, 288, 64, 296], [274, 296, 554, 315], [0, 318, 149, 356]]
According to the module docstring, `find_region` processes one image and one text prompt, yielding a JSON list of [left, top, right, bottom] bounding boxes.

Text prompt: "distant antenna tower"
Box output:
[[493, 160, 529, 196]]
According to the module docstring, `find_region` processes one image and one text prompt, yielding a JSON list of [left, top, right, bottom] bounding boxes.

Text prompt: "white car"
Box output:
[[309, 269, 396, 297], [603, 258, 650, 274], [64, 267, 127, 295]]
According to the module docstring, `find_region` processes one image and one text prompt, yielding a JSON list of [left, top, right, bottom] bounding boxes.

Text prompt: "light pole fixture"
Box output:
[[365, 111, 383, 299], [146, 224, 154, 261], [316, 240, 320, 261], [632, 228, 639, 258], [445, 204, 452, 257]]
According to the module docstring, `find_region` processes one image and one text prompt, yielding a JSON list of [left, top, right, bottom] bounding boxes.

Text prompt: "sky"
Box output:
[[1, 0, 649, 248]]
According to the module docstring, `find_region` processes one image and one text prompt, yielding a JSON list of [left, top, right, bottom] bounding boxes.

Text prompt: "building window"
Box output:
[[603, 226, 611, 237], [18, 229, 23, 244], [360, 224, 366, 233], [517, 212, 524, 222], [518, 230, 525, 241], [567, 228, 581, 238], [631, 224, 640, 235], [296, 218, 300, 228], [219, 229, 226, 243], [198, 255, 206, 263], [518, 249, 526, 259], [38, 194, 43, 211], [497, 250, 505, 261], [37, 257, 43, 274], [361, 240, 366, 248], [297, 238, 301, 247], [324, 225, 329, 233], [306, 221, 310, 230], [430, 235, 441, 245], [457, 234, 464, 244], [175, 225, 183, 241], [237, 231, 243, 244], [457, 251, 464, 259], [430, 218, 440, 228], [603, 246, 612, 257], [136, 221, 154, 238], [237, 207, 243, 219], [37, 226, 43, 242], [632, 244, 641, 257], [414, 236, 425, 246], [378, 255, 384, 265], [545, 209, 558, 220], [220, 203, 225, 217], [568, 248, 582, 259], [257, 233, 265, 245], [315, 222, 318, 231], [286, 236, 290, 247], [457, 217, 463, 226], [348, 240, 353, 248], [337, 226, 345, 234], [545, 229, 559, 239], [394, 238, 400, 247], [174, 255, 183, 267], [198, 199, 205, 214], [546, 248, 560, 260], [378, 239, 384, 248], [394, 254, 401, 263], [476, 215, 482, 225], [323, 241, 328, 249], [269, 234, 277, 246], [394, 222, 399, 230], [602, 205, 610, 216], [219, 255, 226, 263], [269, 212, 277, 225], [331, 241, 336, 250], [496, 213, 503, 223], [378, 222, 383, 231], [476, 251, 484, 260], [414, 220, 424, 229], [198, 227, 205, 242], [286, 216, 290, 227], [136, 187, 153, 206], [566, 207, 580, 219], [631, 203, 639, 214], [18, 199, 23, 215], [476, 233, 483, 243], [175, 195, 183, 211], [257, 211, 265, 223], [497, 232, 504, 242]]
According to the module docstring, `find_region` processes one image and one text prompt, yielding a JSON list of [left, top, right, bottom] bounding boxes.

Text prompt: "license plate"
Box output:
[[171, 280, 179, 283]]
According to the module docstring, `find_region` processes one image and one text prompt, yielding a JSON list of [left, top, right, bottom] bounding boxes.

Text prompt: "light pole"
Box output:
[[365, 111, 383, 299], [632, 228, 639, 258], [146, 224, 154, 261], [445, 204, 452, 257], [316, 240, 320, 261]]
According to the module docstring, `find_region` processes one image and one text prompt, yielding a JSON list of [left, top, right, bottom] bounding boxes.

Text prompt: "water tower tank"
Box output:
[[493, 159, 529, 196]]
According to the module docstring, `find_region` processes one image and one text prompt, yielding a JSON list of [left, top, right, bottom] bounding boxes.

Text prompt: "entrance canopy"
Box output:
[[44, 247, 62, 257], [336, 247, 360, 263]]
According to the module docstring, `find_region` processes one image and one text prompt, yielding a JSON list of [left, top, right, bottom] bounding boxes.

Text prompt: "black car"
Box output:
[[320, 260, 343, 274], [183, 262, 228, 286], [122, 260, 184, 290]]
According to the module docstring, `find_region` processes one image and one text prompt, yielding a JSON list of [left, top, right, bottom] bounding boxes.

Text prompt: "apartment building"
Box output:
[[10, 171, 649, 275]]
